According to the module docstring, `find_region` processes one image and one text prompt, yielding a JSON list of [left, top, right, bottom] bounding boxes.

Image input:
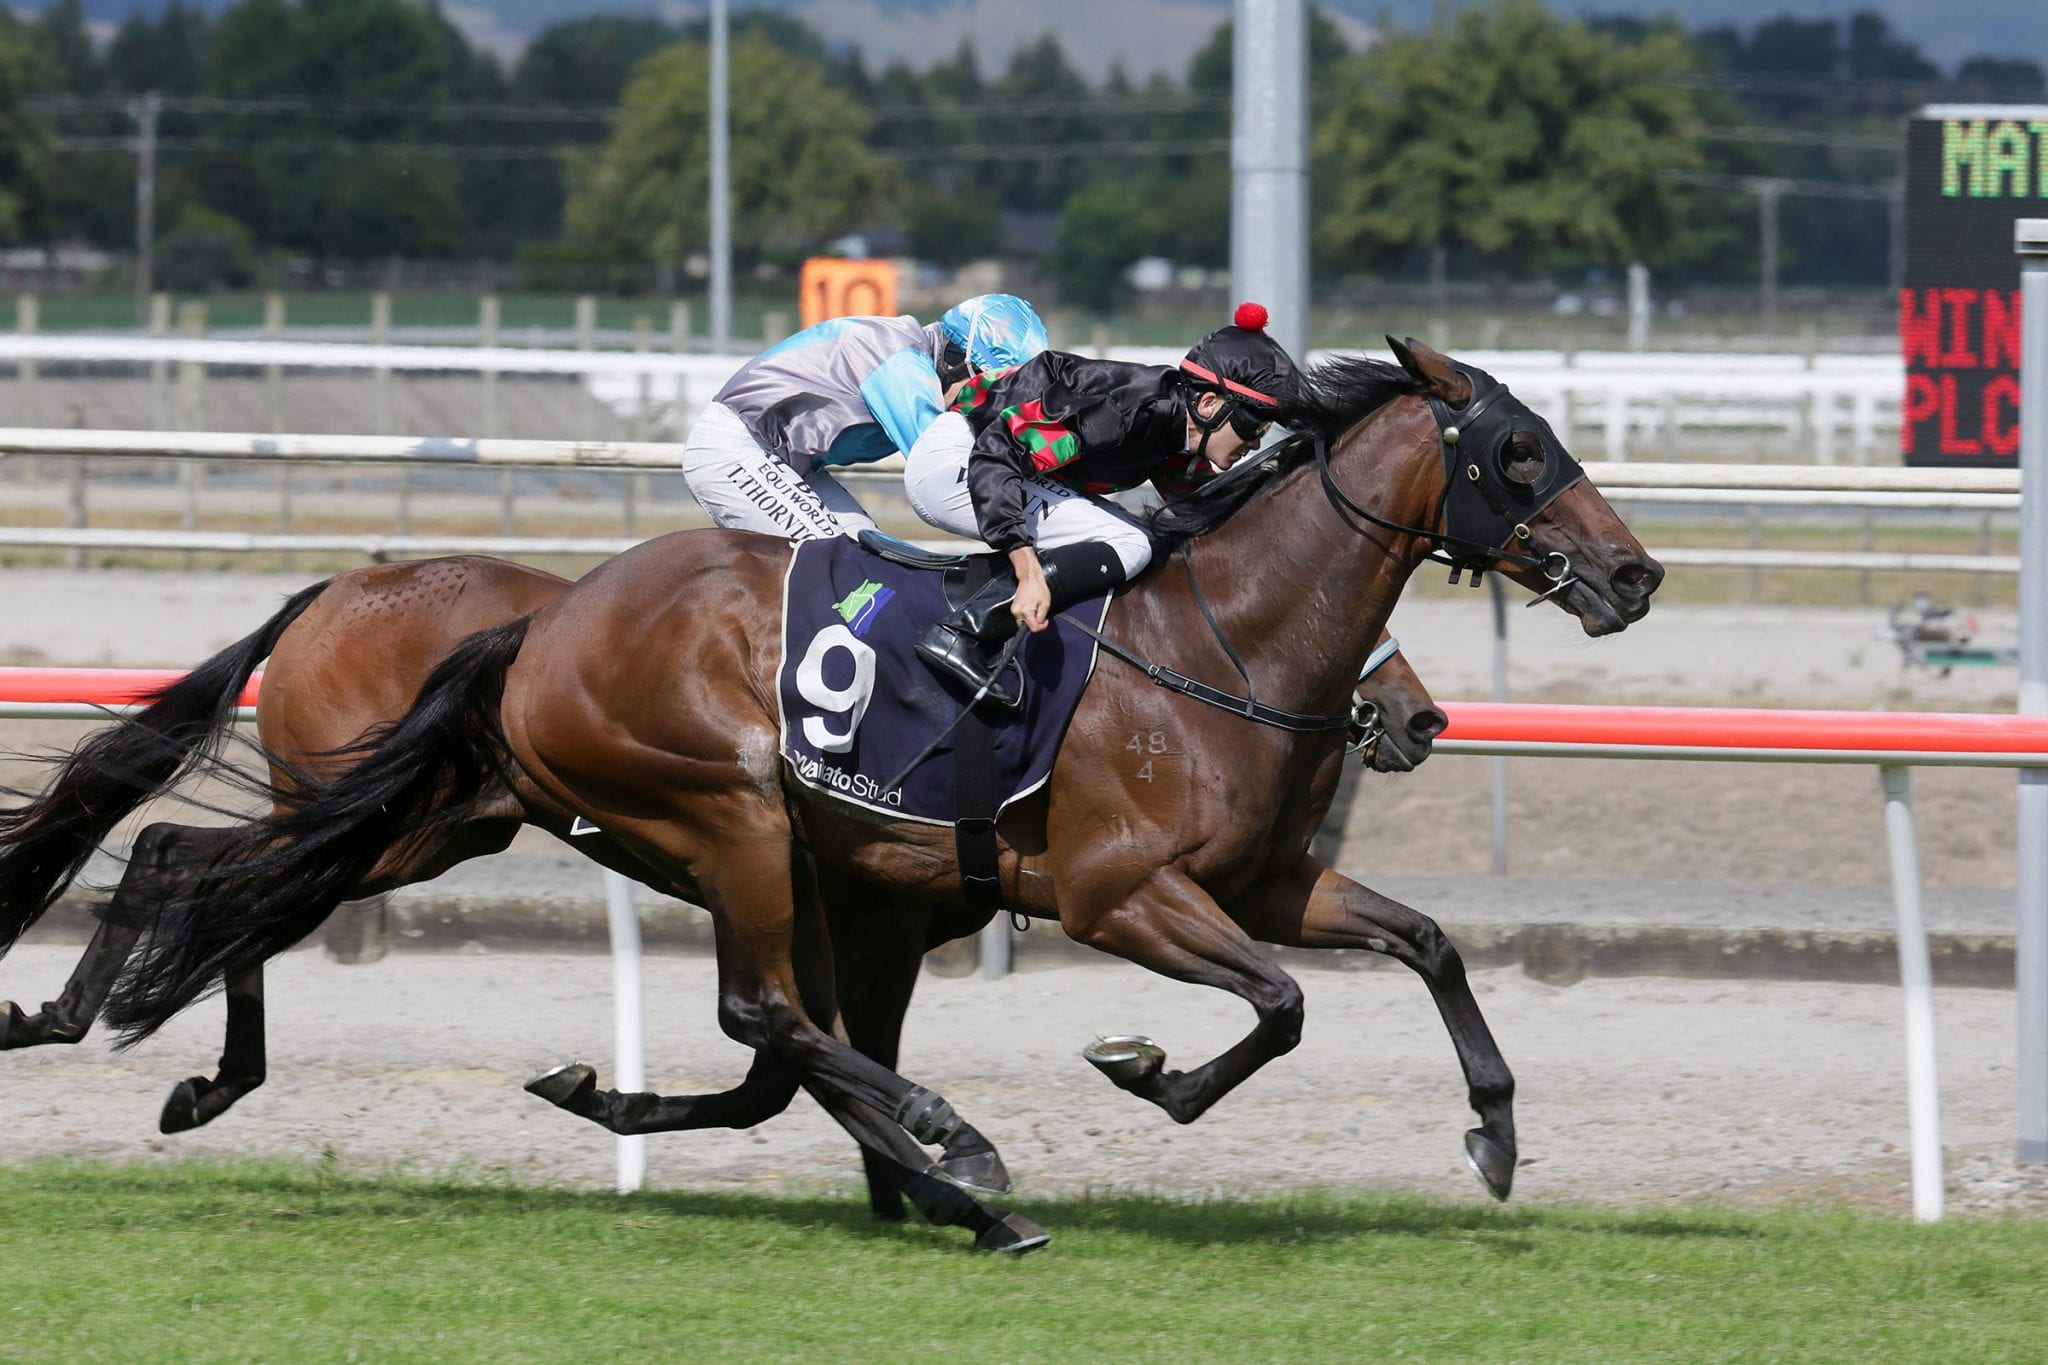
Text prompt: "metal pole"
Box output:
[[602, 868, 647, 1193], [2016, 217, 2048, 1166], [1879, 765, 1944, 1221], [131, 92, 159, 327], [708, 0, 732, 354], [1757, 179, 1783, 337], [1489, 575, 1510, 875], [1231, 0, 1309, 359]]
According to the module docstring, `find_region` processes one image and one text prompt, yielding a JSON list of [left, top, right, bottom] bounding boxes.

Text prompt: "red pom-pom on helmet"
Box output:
[[1233, 301, 1269, 331]]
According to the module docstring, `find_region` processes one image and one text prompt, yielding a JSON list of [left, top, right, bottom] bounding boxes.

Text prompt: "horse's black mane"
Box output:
[[1145, 353, 1424, 547]]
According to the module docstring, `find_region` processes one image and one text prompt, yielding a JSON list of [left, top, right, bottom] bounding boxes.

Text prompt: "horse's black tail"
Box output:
[[102, 615, 535, 1047], [0, 579, 331, 957]]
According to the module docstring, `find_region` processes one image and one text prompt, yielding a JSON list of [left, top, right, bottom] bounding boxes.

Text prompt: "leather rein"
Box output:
[[1064, 394, 1581, 737]]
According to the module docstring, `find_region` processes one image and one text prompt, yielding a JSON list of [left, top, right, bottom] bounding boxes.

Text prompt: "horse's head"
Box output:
[[1351, 634, 1445, 773], [1388, 338, 1663, 637]]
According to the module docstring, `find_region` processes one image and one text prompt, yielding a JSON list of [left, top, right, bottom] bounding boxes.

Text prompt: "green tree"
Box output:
[[512, 15, 676, 102], [564, 32, 894, 269], [322, 148, 461, 259], [26, 0, 101, 95], [1048, 181, 1155, 310], [1314, 0, 1705, 281], [904, 183, 1002, 267], [108, 2, 210, 96], [0, 21, 51, 241]]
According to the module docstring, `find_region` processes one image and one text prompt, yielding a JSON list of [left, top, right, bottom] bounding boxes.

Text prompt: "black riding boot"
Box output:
[[915, 544, 1128, 709]]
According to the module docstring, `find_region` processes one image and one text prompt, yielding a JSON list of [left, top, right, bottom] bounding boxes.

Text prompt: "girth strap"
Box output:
[[951, 556, 1004, 910]]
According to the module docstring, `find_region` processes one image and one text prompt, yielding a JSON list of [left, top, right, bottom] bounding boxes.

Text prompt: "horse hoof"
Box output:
[[1463, 1129, 1515, 1202], [936, 1148, 1014, 1197], [159, 1076, 213, 1135], [525, 1062, 598, 1111], [974, 1212, 1050, 1255], [1082, 1034, 1166, 1088]]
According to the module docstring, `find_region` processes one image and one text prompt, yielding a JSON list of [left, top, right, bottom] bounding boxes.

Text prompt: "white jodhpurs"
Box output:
[[902, 412, 1154, 576], [681, 401, 877, 540]]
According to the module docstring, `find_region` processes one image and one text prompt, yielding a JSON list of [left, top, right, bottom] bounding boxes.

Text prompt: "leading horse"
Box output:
[[0, 555, 1438, 1132], [92, 339, 1662, 1250]]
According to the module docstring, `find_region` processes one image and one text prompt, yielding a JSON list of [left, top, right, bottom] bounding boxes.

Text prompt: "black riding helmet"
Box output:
[[1178, 302, 1304, 445]]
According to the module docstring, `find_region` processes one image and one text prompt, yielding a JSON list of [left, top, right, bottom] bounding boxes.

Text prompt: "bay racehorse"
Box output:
[[0, 552, 1439, 1228], [0, 553, 1437, 1084], [83, 339, 1661, 1250]]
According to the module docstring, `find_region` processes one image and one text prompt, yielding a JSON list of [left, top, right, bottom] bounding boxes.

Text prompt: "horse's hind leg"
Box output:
[[1234, 857, 1517, 1201], [1, 820, 214, 1050], [828, 893, 1012, 1219], [697, 820, 1036, 1249], [1, 917, 139, 1049], [157, 966, 266, 1134]]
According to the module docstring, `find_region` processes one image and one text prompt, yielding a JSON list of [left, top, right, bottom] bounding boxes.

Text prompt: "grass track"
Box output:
[[2, 1161, 2043, 1361]]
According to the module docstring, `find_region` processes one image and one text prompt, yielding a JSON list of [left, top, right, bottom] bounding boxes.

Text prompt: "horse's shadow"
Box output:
[[28, 1162, 1769, 1253]]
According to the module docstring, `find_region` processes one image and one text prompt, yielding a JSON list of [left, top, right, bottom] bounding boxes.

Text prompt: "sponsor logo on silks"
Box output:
[[832, 579, 896, 637]]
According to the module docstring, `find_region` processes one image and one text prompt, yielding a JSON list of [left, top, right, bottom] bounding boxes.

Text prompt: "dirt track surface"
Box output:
[[2, 570, 2043, 1215], [7, 945, 2046, 1217]]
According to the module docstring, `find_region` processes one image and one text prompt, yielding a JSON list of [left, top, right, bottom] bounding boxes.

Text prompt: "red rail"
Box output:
[[1439, 702, 2048, 757], [6, 668, 2048, 764], [0, 666, 261, 708]]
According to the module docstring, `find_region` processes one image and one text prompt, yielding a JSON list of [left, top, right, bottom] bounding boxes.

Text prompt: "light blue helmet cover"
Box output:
[[939, 294, 1049, 372]]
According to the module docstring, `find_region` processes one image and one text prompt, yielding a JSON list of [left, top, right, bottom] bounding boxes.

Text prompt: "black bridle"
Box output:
[[1066, 362, 1595, 734], [1314, 360, 1588, 605], [895, 362, 1598, 774]]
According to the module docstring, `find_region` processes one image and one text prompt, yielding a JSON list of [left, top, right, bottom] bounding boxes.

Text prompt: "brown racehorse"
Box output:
[[90, 340, 1661, 1250], [0, 557, 1441, 1213]]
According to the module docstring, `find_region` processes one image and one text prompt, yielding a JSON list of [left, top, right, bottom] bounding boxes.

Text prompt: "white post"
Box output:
[[603, 868, 647, 1193], [1489, 574, 1509, 875], [2016, 218, 2048, 1166], [981, 917, 1012, 979], [1626, 262, 1650, 351], [1879, 765, 1943, 1221]]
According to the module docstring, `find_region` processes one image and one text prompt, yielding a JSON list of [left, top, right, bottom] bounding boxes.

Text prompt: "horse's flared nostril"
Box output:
[[1612, 558, 1663, 598], [1410, 707, 1449, 743]]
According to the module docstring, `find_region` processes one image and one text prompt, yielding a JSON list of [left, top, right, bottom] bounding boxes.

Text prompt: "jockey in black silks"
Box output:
[[901, 302, 1305, 707]]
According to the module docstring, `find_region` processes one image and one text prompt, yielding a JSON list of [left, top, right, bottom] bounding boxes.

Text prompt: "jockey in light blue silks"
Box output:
[[681, 294, 1050, 540]]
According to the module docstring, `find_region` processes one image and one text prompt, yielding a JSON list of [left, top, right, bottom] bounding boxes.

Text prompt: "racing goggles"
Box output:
[[1224, 401, 1274, 443]]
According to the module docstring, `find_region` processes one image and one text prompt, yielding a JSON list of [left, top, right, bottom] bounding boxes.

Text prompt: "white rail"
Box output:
[[0, 430, 2020, 574], [0, 338, 1902, 462]]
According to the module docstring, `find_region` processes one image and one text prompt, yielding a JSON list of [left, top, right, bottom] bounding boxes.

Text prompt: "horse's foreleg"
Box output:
[[1061, 866, 1306, 1126], [1232, 857, 1517, 1201], [159, 966, 267, 1134]]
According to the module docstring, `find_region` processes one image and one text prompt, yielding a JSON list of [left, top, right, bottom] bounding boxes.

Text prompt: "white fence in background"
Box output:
[[0, 428, 2007, 576], [0, 336, 1902, 464]]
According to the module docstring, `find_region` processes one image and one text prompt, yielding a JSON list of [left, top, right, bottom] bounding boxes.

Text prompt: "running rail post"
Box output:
[[603, 868, 647, 1193], [1880, 765, 1943, 1220], [1489, 574, 1510, 875], [2016, 218, 2048, 1166]]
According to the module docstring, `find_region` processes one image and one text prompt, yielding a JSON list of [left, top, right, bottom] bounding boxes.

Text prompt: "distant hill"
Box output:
[[35, 0, 2048, 81]]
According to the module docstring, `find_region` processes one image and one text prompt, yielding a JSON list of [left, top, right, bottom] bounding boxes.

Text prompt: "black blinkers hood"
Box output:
[[1428, 360, 1585, 564]]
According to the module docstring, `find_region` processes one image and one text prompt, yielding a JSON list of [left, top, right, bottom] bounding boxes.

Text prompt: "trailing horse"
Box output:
[[68, 340, 1663, 1249]]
